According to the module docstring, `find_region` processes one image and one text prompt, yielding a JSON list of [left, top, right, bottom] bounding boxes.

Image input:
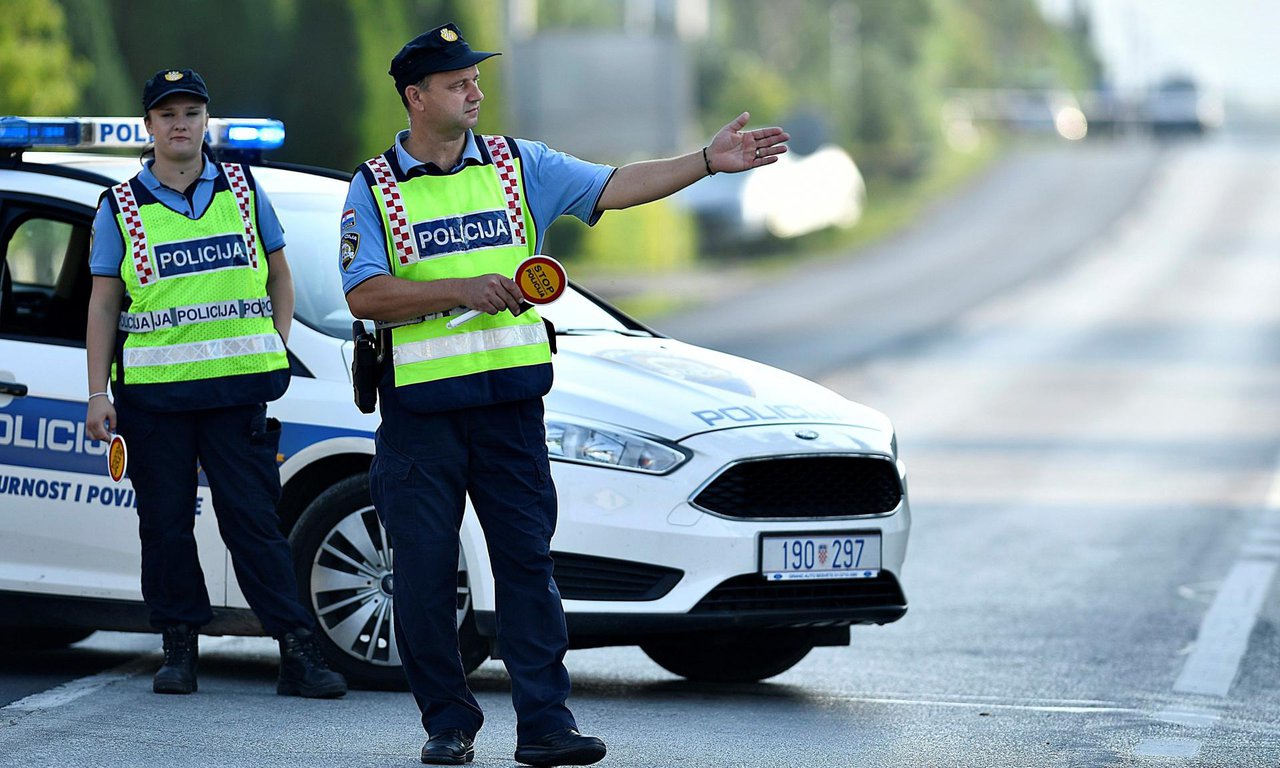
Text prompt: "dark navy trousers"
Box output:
[[116, 401, 313, 637], [369, 396, 575, 743]]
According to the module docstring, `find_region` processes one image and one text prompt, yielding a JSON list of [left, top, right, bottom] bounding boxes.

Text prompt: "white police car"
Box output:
[[0, 116, 910, 686]]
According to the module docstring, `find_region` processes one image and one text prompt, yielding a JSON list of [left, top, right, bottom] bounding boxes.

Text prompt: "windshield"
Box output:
[[272, 187, 648, 339]]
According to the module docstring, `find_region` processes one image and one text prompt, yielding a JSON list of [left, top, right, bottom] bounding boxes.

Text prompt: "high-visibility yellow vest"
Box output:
[[361, 135, 552, 413], [108, 162, 289, 409]]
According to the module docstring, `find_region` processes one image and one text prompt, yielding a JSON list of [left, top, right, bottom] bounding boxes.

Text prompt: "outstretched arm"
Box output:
[[595, 112, 789, 212]]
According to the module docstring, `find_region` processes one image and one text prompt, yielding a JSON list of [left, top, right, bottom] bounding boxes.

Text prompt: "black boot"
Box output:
[[153, 624, 198, 694], [277, 627, 347, 698]]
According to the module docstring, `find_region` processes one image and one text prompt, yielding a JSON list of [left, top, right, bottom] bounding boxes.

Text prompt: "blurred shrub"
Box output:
[[545, 199, 697, 273], [0, 0, 87, 114]]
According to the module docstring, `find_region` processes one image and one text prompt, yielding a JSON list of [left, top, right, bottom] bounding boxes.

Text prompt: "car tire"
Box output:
[[641, 632, 814, 683], [0, 627, 95, 650], [289, 474, 488, 690]]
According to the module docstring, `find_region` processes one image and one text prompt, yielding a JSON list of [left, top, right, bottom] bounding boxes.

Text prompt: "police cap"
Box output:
[[389, 23, 500, 93], [142, 69, 210, 112]]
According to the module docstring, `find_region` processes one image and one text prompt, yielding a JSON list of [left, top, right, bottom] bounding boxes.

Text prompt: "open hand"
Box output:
[[707, 112, 790, 174]]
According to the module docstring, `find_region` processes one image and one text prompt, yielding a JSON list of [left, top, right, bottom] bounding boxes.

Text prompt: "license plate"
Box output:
[[760, 533, 881, 581]]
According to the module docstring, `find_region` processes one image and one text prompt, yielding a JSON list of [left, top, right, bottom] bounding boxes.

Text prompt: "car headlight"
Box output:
[[545, 420, 688, 474]]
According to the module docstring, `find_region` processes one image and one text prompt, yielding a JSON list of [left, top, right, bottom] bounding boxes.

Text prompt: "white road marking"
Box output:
[[1169, 457, 1280, 697], [1128, 459, 1280, 759], [1, 637, 243, 715], [1173, 560, 1278, 696], [1134, 737, 1201, 759], [813, 693, 1139, 716], [1149, 709, 1221, 728], [1, 655, 153, 713]]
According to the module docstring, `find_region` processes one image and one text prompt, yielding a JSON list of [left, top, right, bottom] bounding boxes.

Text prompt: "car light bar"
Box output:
[[0, 116, 285, 151]]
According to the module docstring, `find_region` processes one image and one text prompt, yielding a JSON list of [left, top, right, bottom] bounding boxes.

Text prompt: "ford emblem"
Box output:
[[795, 430, 819, 440]]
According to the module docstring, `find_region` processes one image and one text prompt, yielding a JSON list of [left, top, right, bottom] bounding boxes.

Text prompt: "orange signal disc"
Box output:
[[108, 434, 128, 483], [515, 256, 566, 305]]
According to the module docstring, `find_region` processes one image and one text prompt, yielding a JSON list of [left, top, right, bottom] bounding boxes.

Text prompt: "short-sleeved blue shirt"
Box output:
[[338, 129, 614, 294], [90, 158, 286, 278]]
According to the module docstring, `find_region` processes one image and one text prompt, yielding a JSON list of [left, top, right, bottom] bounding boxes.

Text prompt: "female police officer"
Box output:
[[84, 69, 346, 698]]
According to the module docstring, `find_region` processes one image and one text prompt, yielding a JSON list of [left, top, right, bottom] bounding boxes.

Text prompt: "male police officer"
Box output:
[[339, 23, 787, 766], [86, 69, 346, 699]]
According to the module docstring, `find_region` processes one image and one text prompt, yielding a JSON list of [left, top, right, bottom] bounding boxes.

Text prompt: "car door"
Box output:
[[0, 189, 227, 604]]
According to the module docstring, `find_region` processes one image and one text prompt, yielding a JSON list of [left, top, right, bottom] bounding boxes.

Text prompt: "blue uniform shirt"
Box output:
[[339, 129, 614, 294], [90, 158, 286, 278]]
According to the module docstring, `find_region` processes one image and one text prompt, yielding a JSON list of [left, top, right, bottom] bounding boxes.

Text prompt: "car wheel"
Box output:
[[289, 474, 488, 689], [0, 628, 95, 650], [641, 632, 814, 682]]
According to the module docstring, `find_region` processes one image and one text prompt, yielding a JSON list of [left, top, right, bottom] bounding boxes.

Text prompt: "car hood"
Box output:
[[546, 334, 892, 441]]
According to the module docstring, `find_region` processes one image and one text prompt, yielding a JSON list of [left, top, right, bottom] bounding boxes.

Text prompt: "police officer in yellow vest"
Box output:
[[340, 23, 788, 767], [85, 69, 346, 699]]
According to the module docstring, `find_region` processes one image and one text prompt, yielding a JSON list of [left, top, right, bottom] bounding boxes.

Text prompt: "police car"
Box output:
[[0, 116, 910, 687]]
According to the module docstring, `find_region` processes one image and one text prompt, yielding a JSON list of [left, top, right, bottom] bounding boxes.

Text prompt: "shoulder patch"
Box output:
[[340, 231, 360, 271], [341, 208, 356, 231]]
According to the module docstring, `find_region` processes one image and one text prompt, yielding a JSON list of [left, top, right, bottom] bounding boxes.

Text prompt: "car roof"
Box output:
[[14, 151, 350, 194], [14, 152, 138, 182]]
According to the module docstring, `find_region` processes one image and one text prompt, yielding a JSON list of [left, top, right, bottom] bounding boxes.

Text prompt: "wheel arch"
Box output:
[[277, 437, 374, 533]]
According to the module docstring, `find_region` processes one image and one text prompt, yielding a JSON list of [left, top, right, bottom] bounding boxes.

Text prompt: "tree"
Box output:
[[0, 0, 87, 115]]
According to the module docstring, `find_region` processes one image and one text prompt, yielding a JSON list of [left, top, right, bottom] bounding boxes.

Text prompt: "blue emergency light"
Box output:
[[0, 117, 86, 147], [0, 116, 286, 152], [213, 120, 287, 150]]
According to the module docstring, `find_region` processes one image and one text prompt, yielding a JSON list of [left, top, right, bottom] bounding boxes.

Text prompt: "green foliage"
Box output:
[[927, 0, 1098, 91], [58, 0, 131, 114], [347, 0, 416, 162], [0, 0, 87, 114], [697, 50, 793, 133], [12, 0, 1099, 254], [545, 200, 696, 273], [448, 0, 506, 137]]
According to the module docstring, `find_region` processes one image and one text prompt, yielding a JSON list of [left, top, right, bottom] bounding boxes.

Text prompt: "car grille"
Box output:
[[692, 455, 902, 519], [691, 572, 906, 616], [552, 552, 683, 601]]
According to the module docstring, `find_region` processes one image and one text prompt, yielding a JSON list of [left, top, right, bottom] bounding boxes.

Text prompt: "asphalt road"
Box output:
[[6, 135, 1280, 767]]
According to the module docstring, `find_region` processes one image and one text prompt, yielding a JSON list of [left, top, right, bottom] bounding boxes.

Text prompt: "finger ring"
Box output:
[[755, 149, 761, 159]]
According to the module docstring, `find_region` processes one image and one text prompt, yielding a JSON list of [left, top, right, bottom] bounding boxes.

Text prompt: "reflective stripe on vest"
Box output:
[[123, 332, 284, 368], [118, 297, 274, 333], [392, 323, 548, 367], [364, 135, 548, 389]]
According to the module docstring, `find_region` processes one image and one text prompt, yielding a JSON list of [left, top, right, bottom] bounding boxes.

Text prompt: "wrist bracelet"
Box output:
[[88, 391, 110, 401], [702, 146, 715, 176]]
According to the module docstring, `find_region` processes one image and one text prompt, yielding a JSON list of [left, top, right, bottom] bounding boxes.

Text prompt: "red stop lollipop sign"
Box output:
[[107, 433, 128, 483], [447, 256, 567, 329], [514, 256, 567, 305]]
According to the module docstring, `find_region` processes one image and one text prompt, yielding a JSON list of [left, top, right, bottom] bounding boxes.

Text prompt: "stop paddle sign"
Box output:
[[446, 255, 566, 329]]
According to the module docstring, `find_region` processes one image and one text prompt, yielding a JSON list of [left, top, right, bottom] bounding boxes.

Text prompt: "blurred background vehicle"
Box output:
[[1143, 75, 1224, 137], [674, 143, 866, 246]]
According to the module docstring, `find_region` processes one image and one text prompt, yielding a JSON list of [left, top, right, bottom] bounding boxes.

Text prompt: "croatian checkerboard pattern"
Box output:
[[111, 182, 155, 286], [221, 163, 259, 269], [482, 135, 527, 246], [366, 155, 417, 266]]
